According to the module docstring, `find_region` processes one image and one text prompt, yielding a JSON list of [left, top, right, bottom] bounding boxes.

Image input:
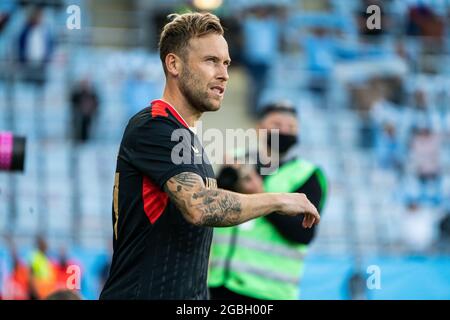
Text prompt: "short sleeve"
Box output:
[[121, 118, 202, 188]]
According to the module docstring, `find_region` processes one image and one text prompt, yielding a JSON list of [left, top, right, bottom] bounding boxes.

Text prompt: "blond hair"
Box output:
[[158, 12, 224, 74]]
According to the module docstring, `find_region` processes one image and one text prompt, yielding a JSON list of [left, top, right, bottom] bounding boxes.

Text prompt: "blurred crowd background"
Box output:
[[1, 0, 450, 299]]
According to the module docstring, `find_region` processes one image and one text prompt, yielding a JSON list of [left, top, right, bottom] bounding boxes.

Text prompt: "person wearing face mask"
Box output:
[[257, 102, 327, 247], [208, 102, 327, 300]]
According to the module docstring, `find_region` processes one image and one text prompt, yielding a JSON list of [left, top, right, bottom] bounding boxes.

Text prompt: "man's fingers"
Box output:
[[305, 216, 313, 228], [302, 218, 307, 228], [302, 215, 308, 228], [302, 214, 315, 228], [310, 205, 320, 224], [309, 216, 316, 228], [298, 194, 320, 227]]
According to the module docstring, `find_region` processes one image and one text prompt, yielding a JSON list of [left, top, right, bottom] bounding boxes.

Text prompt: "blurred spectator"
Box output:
[[407, 3, 446, 58], [400, 201, 438, 254], [406, 3, 445, 40], [241, 6, 282, 114], [410, 89, 439, 132], [53, 247, 81, 294], [368, 78, 404, 150], [359, 112, 376, 149], [370, 79, 402, 127], [302, 27, 336, 95], [408, 125, 442, 206], [374, 121, 404, 173], [350, 81, 377, 149], [434, 88, 450, 136], [347, 270, 367, 300], [394, 37, 414, 67], [29, 236, 56, 299], [70, 78, 100, 142], [17, 5, 54, 85], [0, 12, 11, 34], [2, 244, 31, 300]]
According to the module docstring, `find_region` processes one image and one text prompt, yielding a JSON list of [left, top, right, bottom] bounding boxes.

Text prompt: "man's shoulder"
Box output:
[[126, 106, 182, 135]]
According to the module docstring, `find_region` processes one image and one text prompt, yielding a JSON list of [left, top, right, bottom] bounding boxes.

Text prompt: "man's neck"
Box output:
[[162, 85, 202, 127]]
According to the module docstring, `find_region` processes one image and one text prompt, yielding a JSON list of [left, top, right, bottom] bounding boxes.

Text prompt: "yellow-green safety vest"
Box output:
[[208, 158, 327, 300]]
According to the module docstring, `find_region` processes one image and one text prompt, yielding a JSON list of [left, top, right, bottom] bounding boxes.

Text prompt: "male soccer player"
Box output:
[[100, 12, 319, 300]]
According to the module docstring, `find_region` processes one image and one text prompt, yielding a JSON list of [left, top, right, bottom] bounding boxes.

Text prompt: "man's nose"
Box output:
[[217, 65, 229, 82]]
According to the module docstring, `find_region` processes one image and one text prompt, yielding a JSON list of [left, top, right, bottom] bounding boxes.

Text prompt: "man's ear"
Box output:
[[165, 53, 181, 77]]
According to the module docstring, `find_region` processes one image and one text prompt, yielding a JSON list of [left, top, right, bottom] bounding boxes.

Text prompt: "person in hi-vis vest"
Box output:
[[208, 101, 327, 300]]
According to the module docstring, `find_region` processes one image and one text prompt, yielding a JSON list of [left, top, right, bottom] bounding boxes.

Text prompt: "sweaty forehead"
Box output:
[[187, 34, 230, 59]]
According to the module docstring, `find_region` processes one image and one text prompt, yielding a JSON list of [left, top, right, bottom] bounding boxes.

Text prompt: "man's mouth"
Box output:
[[210, 85, 225, 97]]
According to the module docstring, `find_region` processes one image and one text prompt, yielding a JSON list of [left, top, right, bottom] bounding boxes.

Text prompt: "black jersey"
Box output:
[[100, 99, 216, 300]]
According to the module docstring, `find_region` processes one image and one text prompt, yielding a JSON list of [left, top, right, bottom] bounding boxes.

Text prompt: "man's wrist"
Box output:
[[270, 193, 285, 213]]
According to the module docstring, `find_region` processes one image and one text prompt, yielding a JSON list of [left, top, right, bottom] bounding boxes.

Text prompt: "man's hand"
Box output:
[[276, 193, 320, 229]]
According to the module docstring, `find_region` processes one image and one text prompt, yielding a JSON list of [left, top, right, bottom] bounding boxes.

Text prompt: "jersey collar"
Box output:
[[151, 99, 190, 129]]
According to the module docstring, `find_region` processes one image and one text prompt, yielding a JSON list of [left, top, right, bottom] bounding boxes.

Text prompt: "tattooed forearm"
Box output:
[[163, 172, 319, 228], [164, 172, 243, 227], [192, 189, 242, 227]]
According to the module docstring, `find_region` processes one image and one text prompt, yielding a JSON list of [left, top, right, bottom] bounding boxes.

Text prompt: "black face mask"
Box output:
[[267, 133, 298, 154]]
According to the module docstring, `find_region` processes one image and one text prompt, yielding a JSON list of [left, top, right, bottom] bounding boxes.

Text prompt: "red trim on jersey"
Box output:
[[150, 99, 189, 128], [151, 102, 169, 118], [142, 176, 169, 224]]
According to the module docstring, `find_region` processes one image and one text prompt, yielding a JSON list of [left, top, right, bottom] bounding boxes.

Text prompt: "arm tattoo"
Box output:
[[171, 172, 198, 188], [164, 172, 242, 227]]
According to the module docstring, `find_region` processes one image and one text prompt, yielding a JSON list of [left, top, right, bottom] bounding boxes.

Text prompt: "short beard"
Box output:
[[179, 67, 218, 113]]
